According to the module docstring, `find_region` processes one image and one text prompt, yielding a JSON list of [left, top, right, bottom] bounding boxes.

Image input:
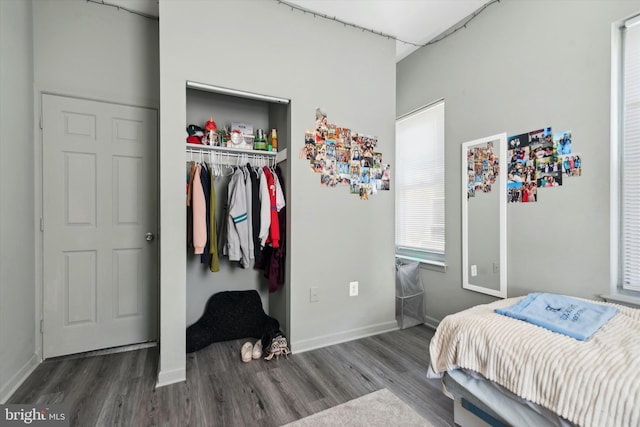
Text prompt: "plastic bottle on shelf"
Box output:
[[204, 117, 218, 146], [254, 129, 266, 150], [270, 128, 278, 151]]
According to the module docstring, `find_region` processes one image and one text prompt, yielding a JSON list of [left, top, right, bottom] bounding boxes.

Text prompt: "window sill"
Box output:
[[600, 293, 640, 309], [395, 255, 447, 273]]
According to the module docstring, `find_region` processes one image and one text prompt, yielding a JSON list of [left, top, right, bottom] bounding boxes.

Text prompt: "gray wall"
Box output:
[[0, 0, 36, 402], [33, 0, 159, 109], [397, 0, 640, 324], [159, 0, 396, 383]]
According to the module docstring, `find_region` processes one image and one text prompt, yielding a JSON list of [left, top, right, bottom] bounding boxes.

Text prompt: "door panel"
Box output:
[[42, 94, 158, 358], [65, 152, 97, 226], [63, 250, 97, 325]]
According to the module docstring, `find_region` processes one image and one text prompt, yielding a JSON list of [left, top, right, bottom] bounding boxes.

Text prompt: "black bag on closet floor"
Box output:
[[186, 290, 281, 353]]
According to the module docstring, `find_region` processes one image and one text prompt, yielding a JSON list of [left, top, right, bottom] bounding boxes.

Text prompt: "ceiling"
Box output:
[[107, 0, 486, 62], [286, 0, 486, 61]]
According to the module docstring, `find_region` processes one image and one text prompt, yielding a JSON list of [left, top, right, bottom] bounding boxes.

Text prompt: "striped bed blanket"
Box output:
[[429, 297, 640, 427]]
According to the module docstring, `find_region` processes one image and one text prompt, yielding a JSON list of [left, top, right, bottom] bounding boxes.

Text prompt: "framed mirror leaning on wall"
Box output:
[[461, 133, 507, 298]]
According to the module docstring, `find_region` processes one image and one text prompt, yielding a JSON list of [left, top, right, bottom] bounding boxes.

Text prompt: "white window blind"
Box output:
[[621, 15, 640, 291], [395, 101, 445, 263]]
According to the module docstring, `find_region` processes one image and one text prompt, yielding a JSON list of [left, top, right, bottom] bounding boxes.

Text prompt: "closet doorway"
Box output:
[[41, 94, 158, 358]]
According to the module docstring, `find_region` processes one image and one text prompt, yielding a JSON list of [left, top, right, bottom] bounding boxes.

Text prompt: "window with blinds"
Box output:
[[621, 15, 640, 291], [395, 101, 445, 264]]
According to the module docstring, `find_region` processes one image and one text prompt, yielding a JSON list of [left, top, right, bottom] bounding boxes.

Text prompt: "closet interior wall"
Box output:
[[266, 102, 290, 337], [186, 88, 289, 332]]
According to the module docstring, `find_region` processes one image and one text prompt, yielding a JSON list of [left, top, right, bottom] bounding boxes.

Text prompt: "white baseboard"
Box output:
[[156, 367, 186, 389], [424, 315, 440, 330], [0, 354, 39, 404], [292, 320, 399, 354]]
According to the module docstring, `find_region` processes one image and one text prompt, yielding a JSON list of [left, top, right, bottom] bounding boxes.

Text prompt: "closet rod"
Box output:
[[186, 143, 276, 157], [185, 148, 277, 166]]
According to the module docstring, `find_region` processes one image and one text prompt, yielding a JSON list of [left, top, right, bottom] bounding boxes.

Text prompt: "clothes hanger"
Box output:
[[212, 151, 219, 177], [222, 153, 234, 177], [208, 151, 215, 176]]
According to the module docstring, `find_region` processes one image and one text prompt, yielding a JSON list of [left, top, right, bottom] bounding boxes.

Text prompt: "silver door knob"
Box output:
[[145, 232, 155, 242]]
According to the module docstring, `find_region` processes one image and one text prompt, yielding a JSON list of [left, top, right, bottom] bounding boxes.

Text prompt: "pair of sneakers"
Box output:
[[240, 339, 263, 363]]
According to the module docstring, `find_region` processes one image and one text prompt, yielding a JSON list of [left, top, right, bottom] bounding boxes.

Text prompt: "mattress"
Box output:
[[429, 296, 640, 427]]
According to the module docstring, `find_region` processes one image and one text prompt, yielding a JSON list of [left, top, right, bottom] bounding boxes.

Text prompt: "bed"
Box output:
[[427, 296, 640, 427]]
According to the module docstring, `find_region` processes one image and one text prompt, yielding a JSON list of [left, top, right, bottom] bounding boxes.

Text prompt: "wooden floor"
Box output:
[[9, 325, 454, 426]]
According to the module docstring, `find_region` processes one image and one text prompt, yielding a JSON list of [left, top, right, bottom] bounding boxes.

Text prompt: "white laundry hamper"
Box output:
[[395, 259, 425, 329]]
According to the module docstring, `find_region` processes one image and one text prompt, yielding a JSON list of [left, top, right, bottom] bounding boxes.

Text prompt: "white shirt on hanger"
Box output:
[[258, 167, 271, 248]]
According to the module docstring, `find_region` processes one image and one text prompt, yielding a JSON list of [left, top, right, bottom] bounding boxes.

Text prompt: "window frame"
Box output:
[[609, 12, 640, 303], [395, 99, 446, 269]]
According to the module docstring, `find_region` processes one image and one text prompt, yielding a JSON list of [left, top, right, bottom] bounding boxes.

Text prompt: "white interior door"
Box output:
[[42, 94, 158, 358]]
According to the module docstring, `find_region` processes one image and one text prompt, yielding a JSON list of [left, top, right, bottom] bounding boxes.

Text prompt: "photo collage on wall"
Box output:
[[301, 108, 389, 200], [507, 127, 581, 203], [466, 141, 499, 199]]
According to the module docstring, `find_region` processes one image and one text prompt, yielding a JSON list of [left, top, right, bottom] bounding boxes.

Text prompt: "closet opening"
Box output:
[[185, 82, 291, 356]]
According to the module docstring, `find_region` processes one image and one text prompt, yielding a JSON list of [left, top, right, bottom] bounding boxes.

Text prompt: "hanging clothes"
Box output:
[[243, 166, 255, 261], [258, 167, 272, 248], [261, 166, 280, 249], [274, 168, 285, 212], [186, 155, 285, 277], [186, 161, 197, 250], [218, 187, 229, 259], [192, 163, 207, 255], [227, 167, 251, 268], [209, 166, 219, 272], [262, 165, 286, 292], [249, 165, 263, 268], [200, 163, 212, 265]]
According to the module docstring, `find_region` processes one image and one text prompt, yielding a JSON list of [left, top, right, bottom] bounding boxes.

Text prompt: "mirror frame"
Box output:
[[461, 133, 507, 298]]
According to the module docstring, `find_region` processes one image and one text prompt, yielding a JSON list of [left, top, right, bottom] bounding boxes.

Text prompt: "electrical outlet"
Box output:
[[471, 265, 477, 277], [349, 281, 359, 296], [310, 287, 319, 302]]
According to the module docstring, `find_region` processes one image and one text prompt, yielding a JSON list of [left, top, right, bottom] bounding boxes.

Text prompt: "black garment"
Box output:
[[263, 166, 286, 292], [217, 180, 228, 260], [200, 163, 212, 265], [187, 163, 194, 250], [248, 163, 262, 267], [186, 290, 280, 353]]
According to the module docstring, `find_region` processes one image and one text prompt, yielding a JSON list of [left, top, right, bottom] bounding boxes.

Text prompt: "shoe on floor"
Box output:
[[241, 342, 253, 363], [252, 339, 263, 360]]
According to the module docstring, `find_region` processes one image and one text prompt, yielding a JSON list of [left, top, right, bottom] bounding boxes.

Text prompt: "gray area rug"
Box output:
[[281, 388, 433, 427]]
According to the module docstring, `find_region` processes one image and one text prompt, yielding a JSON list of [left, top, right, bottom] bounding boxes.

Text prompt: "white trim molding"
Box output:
[[156, 367, 186, 389], [424, 315, 440, 330], [610, 19, 622, 298], [292, 321, 399, 354], [0, 354, 39, 404]]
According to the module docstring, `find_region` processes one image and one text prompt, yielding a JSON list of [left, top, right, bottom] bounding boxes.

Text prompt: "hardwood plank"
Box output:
[[8, 325, 454, 426]]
